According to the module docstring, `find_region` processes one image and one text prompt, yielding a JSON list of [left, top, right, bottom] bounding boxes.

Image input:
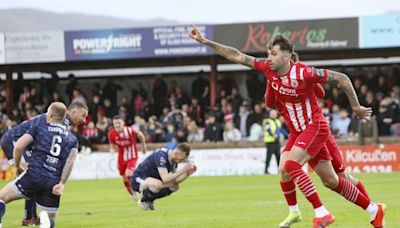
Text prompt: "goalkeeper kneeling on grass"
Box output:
[[131, 143, 196, 210]]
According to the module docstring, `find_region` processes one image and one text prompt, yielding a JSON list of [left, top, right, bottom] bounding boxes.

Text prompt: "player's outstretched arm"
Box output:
[[53, 148, 78, 195], [189, 25, 255, 68], [13, 134, 33, 173], [326, 70, 372, 120]]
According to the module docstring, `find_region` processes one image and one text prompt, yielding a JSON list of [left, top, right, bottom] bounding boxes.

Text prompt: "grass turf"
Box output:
[[1, 173, 399, 227]]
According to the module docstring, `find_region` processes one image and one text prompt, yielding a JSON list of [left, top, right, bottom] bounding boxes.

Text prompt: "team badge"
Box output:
[[315, 69, 325, 77], [291, 79, 299, 88]]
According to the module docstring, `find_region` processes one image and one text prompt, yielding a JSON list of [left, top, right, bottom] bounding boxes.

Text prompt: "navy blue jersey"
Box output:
[[134, 148, 177, 180], [0, 114, 46, 160], [26, 120, 78, 180], [3, 114, 46, 142], [0, 114, 70, 160]]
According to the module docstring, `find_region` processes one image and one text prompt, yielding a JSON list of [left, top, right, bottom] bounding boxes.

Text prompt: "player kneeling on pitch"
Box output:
[[131, 143, 196, 210]]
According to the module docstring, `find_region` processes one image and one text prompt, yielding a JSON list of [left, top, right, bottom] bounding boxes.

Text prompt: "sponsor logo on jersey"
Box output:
[[315, 69, 326, 77], [271, 82, 299, 97]]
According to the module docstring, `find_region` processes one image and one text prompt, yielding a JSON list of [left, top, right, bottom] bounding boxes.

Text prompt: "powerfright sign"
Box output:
[[64, 25, 213, 61], [214, 18, 358, 52], [65, 28, 150, 60]]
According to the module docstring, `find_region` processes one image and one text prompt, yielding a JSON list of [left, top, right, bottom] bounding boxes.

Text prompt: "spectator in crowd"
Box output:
[[152, 75, 168, 116], [50, 91, 65, 104], [229, 88, 243, 113], [71, 88, 87, 105], [65, 74, 78, 102], [164, 122, 177, 143], [88, 94, 103, 125], [1, 63, 400, 146], [216, 89, 227, 105], [199, 85, 210, 109], [233, 104, 252, 138], [175, 86, 190, 108], [186, 119, 204, 143], [191, 71, 209, 101], [188, 97, 204, 126], [262, 109, 285, 174], [103, 79, 122, 104], [332, 109, 352, 139], [82, 121, 100, 153], [9, 108, 24, 124], [246, 72, 264, 103], [223, 115, 241, 142], [132, 82, 148, 116], [104, 98, 118, 118], [120, 96, 134, 123], [245, 121, 263, 142], [132, 115, 146, 133], [18, 85, 31, 110], [204, 115, 223, 142], [145, 115, 164, 142], [376, 97, 399, 136]]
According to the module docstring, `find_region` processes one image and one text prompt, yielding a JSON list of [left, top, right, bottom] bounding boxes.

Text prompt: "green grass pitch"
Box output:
[[1, 173, 399, 227]]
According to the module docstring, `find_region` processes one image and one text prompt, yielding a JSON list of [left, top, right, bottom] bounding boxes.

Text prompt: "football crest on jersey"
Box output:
[[291, 79, 299, 88]]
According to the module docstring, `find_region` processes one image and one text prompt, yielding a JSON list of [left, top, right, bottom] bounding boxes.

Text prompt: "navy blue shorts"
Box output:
[[14, 170, 60, 209], [131, 175, 146, 192]]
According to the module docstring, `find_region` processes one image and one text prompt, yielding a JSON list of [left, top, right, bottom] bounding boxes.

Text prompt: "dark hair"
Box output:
[[68, 101, 88, 111], [267, 35, 294, 53], [112, 115, 124, 121], [176, 143, 191, 156], [291, 52, 299, 62]]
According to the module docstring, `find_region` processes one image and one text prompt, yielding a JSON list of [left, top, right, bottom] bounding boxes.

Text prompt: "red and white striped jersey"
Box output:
[[108, 126, 139, 162], [254, 58, 328, 133]]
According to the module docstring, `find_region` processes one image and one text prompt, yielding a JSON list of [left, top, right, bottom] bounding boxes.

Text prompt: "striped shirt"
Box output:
[[254, 58, 328, 133], [108, 126, 139, 162]]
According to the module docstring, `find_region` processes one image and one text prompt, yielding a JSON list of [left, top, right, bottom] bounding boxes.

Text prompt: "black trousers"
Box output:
[[265, 142, 281, 173]]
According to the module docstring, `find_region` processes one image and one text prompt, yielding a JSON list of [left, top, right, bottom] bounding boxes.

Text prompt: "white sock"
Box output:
[[366, 202, 378, 221], [289, 205, 299, 214], [314, 205, 329, 218]]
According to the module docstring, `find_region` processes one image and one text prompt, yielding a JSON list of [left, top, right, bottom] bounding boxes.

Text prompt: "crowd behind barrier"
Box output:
[[0, 64, 399, 153]]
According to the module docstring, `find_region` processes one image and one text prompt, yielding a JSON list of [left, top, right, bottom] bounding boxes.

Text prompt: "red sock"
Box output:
[[334, 176, 370, 209], [123, 178, 133, 195], [356, 181, 370, 200], [284, 160, 323, 209], [280, 180, 297, 206]]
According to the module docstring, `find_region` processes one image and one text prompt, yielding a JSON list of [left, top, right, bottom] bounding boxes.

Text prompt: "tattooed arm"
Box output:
[[189, 25, 255, 68], [326, 70, 372, 120], [52, 148, 78, 195]]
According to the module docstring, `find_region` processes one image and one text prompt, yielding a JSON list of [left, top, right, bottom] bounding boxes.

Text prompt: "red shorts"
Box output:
[[283, 121, 332, 169], [118, 159, 138, 176], [326, 134, 346, 173]]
